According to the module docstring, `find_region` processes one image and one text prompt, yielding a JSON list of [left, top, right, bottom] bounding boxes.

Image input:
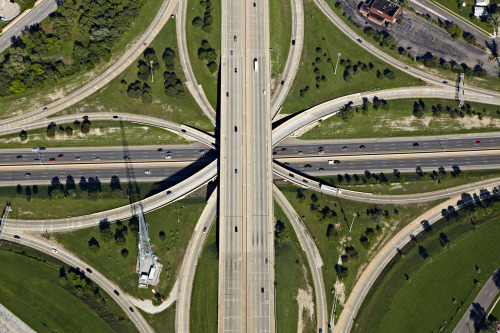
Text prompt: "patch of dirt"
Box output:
[[46, 88, 65, 101], [296, 286, 314, 333], [455, 116, 500, 129]]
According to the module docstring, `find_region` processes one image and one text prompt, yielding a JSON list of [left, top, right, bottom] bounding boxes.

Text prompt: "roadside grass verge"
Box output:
[[270, 0, 292, 86], [0, 121, 188, 149], [275, 201, 316, 333], [354, 201, 500, 332], [3, 182, 161, 220], [324, 0, 500, 92], [190, 221, 218, 333], [139, 304, 175, 333], [277, 184, 442, 317], [0, 0, 168, 121], [280, 0, 422, 115], [0, 241, 137, 333], [56, 19, 214, 132], [300, 98, 500, 140], [185, 0, 221, 110], [54, 197, 207, 299], [433, 0, 492, 33], [318, 169, 500, 195]]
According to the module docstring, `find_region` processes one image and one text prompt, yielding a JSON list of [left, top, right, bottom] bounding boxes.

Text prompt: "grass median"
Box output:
[[318, 169, 500, 196], [275, 201, 316, 333], [300, 98, 500, 140], [270, 0, 292, 85], [0, 121, 188, 149], [354, 198, 500, 332], [277, 184, 443, 318], [58, 19, 214, 132], [54, 197, 207, 300], [280, 0, 422, 115], [190, 221, 218, 333], [139, 305, 175, 333], [0, 241, 137, 333]]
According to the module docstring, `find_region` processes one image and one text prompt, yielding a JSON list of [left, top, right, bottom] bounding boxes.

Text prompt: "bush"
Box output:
[[20, 130, 28, 141], [88, 237, 100, 252], [121, 248, 129, 258], [80, 120, 91, 135]]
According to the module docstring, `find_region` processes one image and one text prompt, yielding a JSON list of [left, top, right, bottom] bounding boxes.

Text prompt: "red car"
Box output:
[[49, 158, 56, 161], [58, 154, 64, 158], [281, 148, 287, 152], [475, 141, 481, 145], [318, 147, 325, 153], [82, 115, 89, 120]]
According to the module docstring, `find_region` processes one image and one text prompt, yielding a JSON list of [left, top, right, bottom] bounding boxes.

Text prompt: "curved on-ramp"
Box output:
[[5, 160, 217, 232], [271, 86, 500, 146], [0, 112, 216, 147], [0, 0, 178, 131], [0, 231, 153, 333], [334, 184, 500, 332]]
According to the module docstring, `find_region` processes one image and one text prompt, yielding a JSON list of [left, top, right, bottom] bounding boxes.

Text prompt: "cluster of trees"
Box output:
[[299, 85, 310, 97], [413, 99, 493, 120], [441, 21, 463, 39], [312, 46, 331, 88], [97, 220, 133, 253], [59, 266, 129, 331], [16, 184, 38, 201], [415, 53, 487, 77], [364, 27, 396, 49], [341, 246, 359, 263], [46, 120, 88, 137], [337, 102, 355, 122], [162, 48, 186, 98], [126, 80, 153, 104], [334, 263, 349, 279], [0, 0, 145, 97], [197, 40, 218, 73], [275, 219, 289, 241], [360, 225, 382, 249], [192, 0, 215, 33], [376, 68, 396, 80], [340, 59, 374, 82], [326, 223, 340, 242]]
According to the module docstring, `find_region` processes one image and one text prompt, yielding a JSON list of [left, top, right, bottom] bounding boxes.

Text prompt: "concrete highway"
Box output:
[[0, 302, 35, 333], [334, 183, 500, 333], [273, 184, 327, 333], [313, 0, 500, 97], [453, 267, 500, 333], [0, 113, 216, 148], [175, 188, 218, 333], [0, 0, 178, 130], [4, 159, 217, 232], [177, 0, 217, 124], [0, 0, 58, 54], [270, 0, 303, 118], [271, 87, 500, 146], [0, 232, 153, 333]]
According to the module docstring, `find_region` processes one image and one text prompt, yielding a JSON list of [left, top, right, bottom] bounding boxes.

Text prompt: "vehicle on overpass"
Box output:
[[320, 184, 342, 194]]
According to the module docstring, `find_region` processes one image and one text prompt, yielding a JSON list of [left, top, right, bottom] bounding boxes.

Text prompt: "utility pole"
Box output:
[[150, 60, 154, 83], [334, 53, 341, 75], [349, 213, 357, 232]]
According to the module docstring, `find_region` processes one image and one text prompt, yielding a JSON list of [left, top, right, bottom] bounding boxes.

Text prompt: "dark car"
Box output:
[[86, 268, 92, 273], [289, 173, 295, 177], [261, 287, 264, 293], [280, 80, 284, 85], [281, 148, 287, 152], [235, 68, 237, 73], [273, 152, 278, 155], [17, 155, 22, 159], [14, 235, 20, 239], [157, 148, 163, 152], [234, 35, 237, 42], [113, 115, 119, 118], [129, 307, 134, 312], [43, 107, 48, 111], [203, 227, 207, 232], [235, 126, 237, 132], [40, 147, 46, 150], [265, 258, 268, 264], [58, 154, 64, 158], [114, 290, 120, 296], [413, 142, 419, 146], [292, 40, 295, 45], [304, 164, 312, 168], [342, 146, 347, 150], [319, 167, 324, 171], [334, 160, 340, 164], [226, 92, 229, 97], [166, 190, 172, 195], [359, 145, 365, 149]]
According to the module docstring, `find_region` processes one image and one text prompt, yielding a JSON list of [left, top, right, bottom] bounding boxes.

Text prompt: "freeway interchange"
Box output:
[[2, 0, 500, 330]]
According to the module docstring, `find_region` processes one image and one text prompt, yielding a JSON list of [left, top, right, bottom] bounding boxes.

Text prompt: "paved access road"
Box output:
[[0, 232, 153, 333], [0, 0, 58, 54], [176, 188, 218, 333], [453, 267, 500, 333], [335, 184, 500, 333]]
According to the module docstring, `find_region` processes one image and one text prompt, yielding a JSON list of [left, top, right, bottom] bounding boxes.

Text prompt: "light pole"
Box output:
[[149, 60, 154, 83], [349, 213, 357, 232], [334, 52, 341, 74]]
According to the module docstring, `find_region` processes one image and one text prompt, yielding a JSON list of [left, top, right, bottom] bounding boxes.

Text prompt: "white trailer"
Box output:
[[320, 184, 341, 194], [254, 58, 258, 72]]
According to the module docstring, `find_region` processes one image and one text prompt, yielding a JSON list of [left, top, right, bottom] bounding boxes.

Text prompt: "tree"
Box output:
[[207, 61, 218, 73], [311, 193, 318, 203], [326, 224, 340, 242], [192, 16, 203, 27], [46, 123, 57, 138], [20, 130, 28, 141], [9, 80, 26, 94], [81, 120, 91, 134], [114, 229, 126, 246], [65, 126, 73, 136], [486, 13, 500, 30], [25, 186, 32, 202], [413, 101, 424, 118], [159, 231, 166, 241], [88, 237, 100, 252], [121, 248, 129, 258]]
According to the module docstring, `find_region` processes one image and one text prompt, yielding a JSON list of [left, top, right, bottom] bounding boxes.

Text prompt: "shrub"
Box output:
[[121, 248, 129, 258], [20, 130, 28, 141]]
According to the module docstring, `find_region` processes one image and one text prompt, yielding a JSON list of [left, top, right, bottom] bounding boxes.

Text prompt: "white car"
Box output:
[[32, 148, 38, 152], [75, 157, 81, 161], [25, 173, 31, 178], [263, 89, 266, 95], [145, 170, 151, 174], [165, 155, 172, 159], [199, 150, 205, 155], [51, 248, 58, 253]]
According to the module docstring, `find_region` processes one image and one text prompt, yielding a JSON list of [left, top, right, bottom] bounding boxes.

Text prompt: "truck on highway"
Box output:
[[320, 184, 341, 194], [254, 58, 258, 72]]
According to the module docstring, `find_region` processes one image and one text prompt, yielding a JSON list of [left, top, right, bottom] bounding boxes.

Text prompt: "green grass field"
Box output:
[[317, 169, 500, 196], [190, 222, 218, 333], [275, 201, 316, 333], [2, 182, 163, 220], [325, 1, 500, 93], [433, 0, 492, 33], [139, 304, 176, 333], [0, 121, 187, 149], [280, 0, 422, 115], [0, 241, 137, 333], [0, 0, 169, 121], [54, 197, 206, 299], [270, 0, 292, 85], [278, 184, 442, 317], [354, 213, 500, 332], [300, 98, 500, 139], [185, 0, 221, 110], [58, 19, 214, 132]]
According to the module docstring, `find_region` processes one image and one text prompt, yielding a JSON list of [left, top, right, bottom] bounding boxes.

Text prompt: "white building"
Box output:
[[475, 0, 489, 6], [473, 6, 488, 17]]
